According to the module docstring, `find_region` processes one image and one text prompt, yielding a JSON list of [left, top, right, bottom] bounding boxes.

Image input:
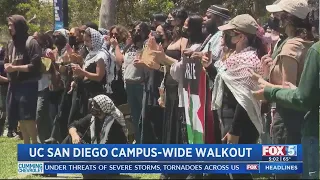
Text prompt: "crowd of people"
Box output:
[[0, 0, 319, 179]]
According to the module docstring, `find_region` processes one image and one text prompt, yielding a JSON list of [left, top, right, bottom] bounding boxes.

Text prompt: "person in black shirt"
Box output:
[[62, 94, 128, 179], [5, 15, 42, 143], [64, 94, 127, 145]]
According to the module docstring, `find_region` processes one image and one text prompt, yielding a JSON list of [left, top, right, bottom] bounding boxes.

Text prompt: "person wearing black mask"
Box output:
[[62, 94, 127, 179], [122, 22, 150, 144], [44, 29, 72, 144], [137, 23, 173, 145], [68, 27, 80, 51], [5, 15, 42, 143]]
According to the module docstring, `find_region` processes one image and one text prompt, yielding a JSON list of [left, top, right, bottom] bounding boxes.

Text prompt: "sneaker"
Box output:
[[7, 131, 17, 138], [44, 137, 58, 144]]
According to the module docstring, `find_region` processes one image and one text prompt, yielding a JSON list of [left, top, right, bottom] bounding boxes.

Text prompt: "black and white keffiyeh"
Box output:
[[83, 27, 105, 68], [90, 95, 127, 144], [98, 28, 109, 35]]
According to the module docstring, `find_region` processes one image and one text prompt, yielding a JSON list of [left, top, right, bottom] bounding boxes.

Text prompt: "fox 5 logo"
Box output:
[[262, 145, 297, 156]]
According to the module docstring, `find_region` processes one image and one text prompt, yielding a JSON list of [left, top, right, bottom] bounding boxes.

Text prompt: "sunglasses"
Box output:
[[110, 33, 119, 37]]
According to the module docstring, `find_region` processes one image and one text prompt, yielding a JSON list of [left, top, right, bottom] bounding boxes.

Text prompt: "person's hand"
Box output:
[[104, 35, 111, 45], [158, 97, 165, 108], [5, 64, 16, 73], [46, 50, 56, 61], [252, 88, 266, 101], [249, 69, 274, 88], [183, 49, 194, 57], [283, 82, 297, 89], [110, 37, 119, 47], [133, 59, 146, 67], [71, 134, 81, 144], [158, 87, 165, 108], [126, 36, 133, 46], [222, 133, 239, 144], [71, 63, 84, 76], [68, 81, 77, 94], [190, 52, 203, 60], [201, 52, 212, 68], [261, 54, 273, 78], [147, 36, 159, 51], [61, 51, 70, 63], [66, 43, 73, 55]]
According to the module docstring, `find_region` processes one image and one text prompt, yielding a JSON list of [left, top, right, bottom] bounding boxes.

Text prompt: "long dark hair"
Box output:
[[159, 23, 173, 42], [137, 21, 151, 41], [171, 8, 188, 41], [171, 7, 188, 26], [151, 13, 167, 23], [188, 15, 204, 45], [244, 33, 267, 59], [281, 13, 313, 40], [37, 32, 54, 50]]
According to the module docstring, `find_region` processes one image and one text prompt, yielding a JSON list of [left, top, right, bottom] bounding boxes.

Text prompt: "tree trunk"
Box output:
[[99, 0, 118, 30]]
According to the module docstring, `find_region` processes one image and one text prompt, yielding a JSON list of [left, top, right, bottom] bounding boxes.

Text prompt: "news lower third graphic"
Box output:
[[17, 144, 303, 174]]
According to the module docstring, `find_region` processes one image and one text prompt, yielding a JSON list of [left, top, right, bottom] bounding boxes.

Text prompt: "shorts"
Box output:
[[7, 82, 38, 121]]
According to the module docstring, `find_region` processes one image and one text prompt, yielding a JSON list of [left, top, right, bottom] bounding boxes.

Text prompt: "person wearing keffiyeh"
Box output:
[[69, 27, 107, 118], [63, 94, 127, 179], [204, 14, 267, 180]]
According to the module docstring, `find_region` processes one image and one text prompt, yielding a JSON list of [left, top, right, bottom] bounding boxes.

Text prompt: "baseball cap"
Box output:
[[218, 14, 258, 35], [266, 0, 311, 19]]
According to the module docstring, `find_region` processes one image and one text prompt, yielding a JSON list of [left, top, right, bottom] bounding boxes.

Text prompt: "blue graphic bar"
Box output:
[[18, 144, 302, 162], [17, 162, 303, 174]]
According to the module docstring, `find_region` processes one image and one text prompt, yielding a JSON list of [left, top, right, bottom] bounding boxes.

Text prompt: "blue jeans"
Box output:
[[302, 136, 319, 179], [125, 83, 143, 144]]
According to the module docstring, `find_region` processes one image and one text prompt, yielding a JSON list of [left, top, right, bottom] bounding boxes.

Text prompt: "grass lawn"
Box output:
[[0, 137, 160, 179]]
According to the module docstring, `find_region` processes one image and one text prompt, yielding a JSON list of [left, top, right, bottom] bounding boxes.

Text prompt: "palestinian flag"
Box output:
[[183, 55, 206, 144]]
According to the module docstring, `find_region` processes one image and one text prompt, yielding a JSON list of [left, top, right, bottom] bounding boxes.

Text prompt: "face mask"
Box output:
[[181, 27, 189, 38], [53, 35, 66, 47], [132, 33, 142, 44], [271, 17, 280, 31], [154, 34, 164, 44], [224, 34, 236, 49], [69, 36, 77, 47], [150, 25, 156, 31]]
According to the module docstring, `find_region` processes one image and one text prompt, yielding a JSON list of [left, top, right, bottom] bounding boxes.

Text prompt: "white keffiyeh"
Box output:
[[90, 95, 127, 144], [211, 46, 263, 134], [83, 28, 105, 69]]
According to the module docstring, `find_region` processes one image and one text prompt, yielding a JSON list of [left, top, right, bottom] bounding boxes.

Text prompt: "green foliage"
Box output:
[[0, 0, 26, 25], [116, 0, 174, 26], [16, 0, 54, 34], [68, 0, 101, 27]]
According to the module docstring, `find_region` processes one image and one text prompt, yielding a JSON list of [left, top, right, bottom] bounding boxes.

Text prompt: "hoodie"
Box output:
[[4, 15, 42, 83]]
